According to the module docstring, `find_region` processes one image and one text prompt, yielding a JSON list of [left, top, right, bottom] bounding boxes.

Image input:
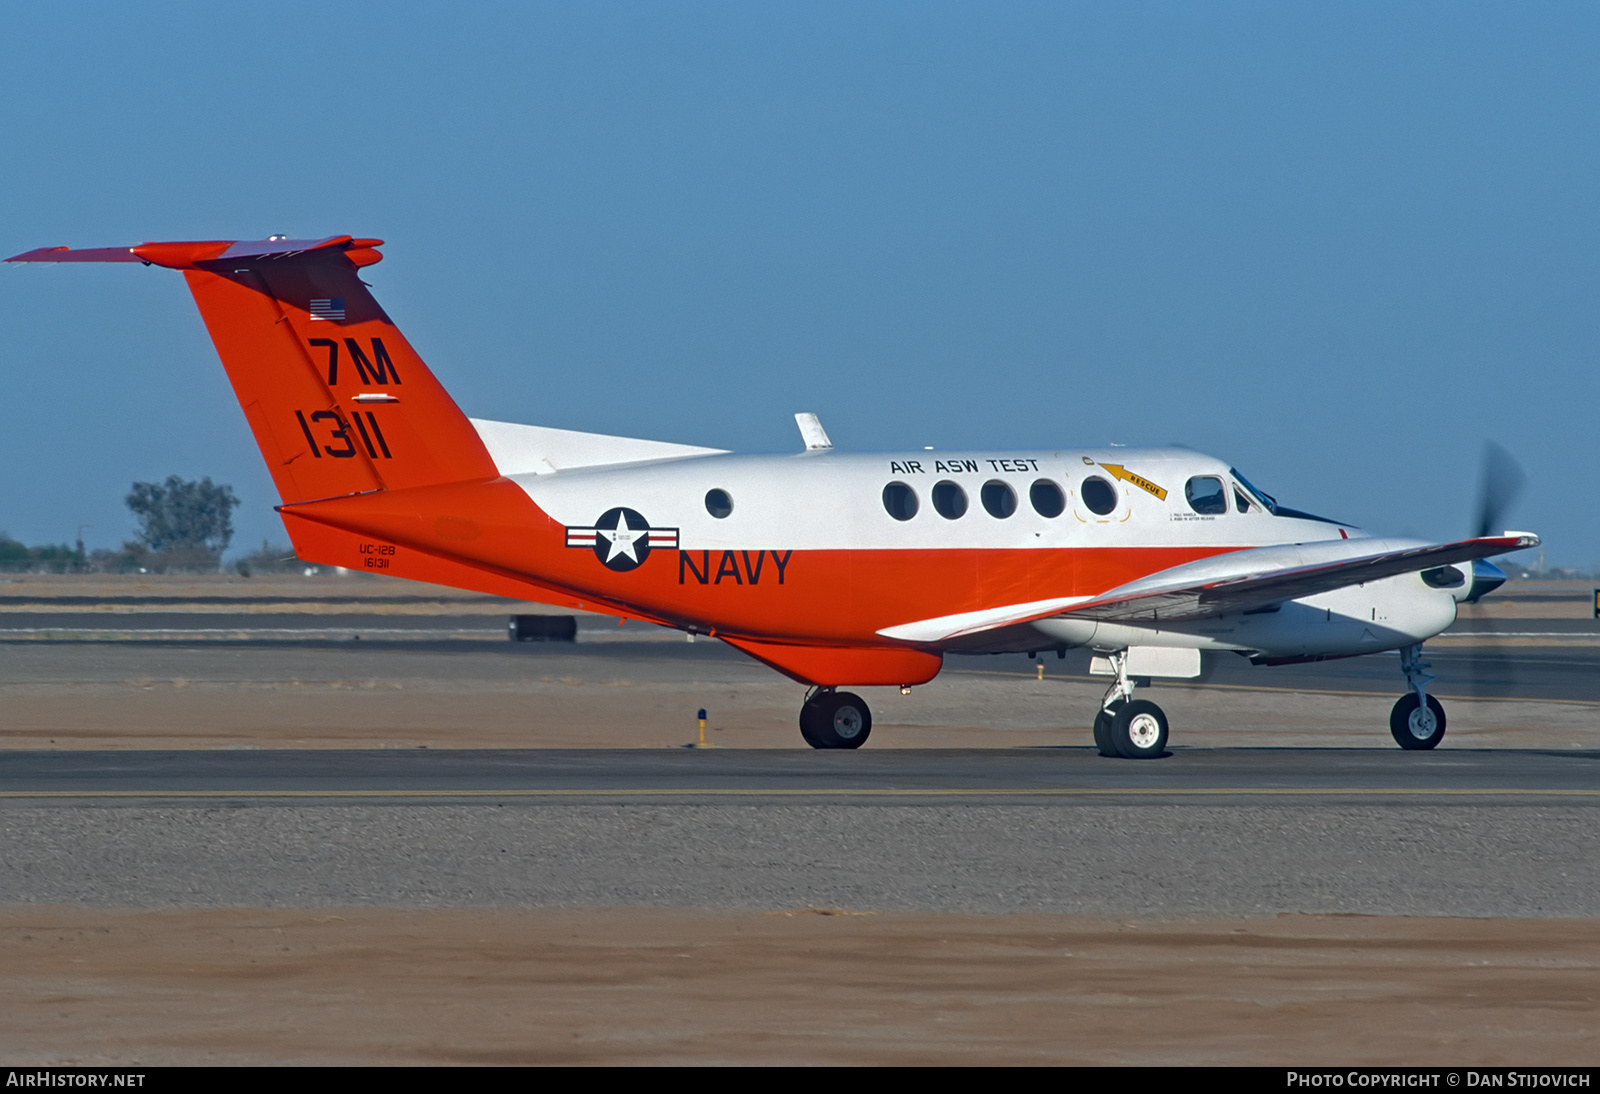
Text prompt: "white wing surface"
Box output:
[[878, 533, 1538, 644]]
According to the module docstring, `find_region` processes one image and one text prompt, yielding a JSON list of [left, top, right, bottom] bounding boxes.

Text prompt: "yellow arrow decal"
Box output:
[[1098, 463, 1168, 500]]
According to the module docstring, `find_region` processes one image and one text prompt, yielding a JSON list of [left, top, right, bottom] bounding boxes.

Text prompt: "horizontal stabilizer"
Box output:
[[7, 236, 383, 269], [6, 245, 144, 263]]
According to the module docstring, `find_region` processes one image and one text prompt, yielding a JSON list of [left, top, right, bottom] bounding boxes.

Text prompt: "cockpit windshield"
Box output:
[[1228, 468, 1277, 513], [1230, 466, 1349, 526]]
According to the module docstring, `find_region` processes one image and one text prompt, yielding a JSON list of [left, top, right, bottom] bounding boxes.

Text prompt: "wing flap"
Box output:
[[876, 596, 1091, 643], [7, 236, 362, 268]]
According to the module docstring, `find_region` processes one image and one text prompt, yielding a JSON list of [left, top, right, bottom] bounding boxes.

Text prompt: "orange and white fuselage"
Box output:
[[6, 234, 1534, 699]]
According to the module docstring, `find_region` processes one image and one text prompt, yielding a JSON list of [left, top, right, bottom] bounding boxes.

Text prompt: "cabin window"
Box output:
[[704, 489, 733, 518], [932, 481, 968, 519], [1080, 476, 1117, 515], [1185, 476, 1228, 515], [1029, 479, 1066, 518], [981, 480, 1017, 518], [882, 481, 919, 521]]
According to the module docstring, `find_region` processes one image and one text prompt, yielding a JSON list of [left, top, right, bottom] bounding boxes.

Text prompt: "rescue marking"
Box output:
[[1098, 462, 1168, 500]]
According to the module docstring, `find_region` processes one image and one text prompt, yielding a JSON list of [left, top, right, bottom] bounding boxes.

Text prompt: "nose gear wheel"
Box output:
[[1390, 692, 1446, 750]]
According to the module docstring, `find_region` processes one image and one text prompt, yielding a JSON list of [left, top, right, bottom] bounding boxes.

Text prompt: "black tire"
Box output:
[[798, 711, 823, 749], [800, 692, 872, 749], [1390, 693, 1446, 750], [1111, 699, 1168, 760], [1092, 701, 1123, 756]]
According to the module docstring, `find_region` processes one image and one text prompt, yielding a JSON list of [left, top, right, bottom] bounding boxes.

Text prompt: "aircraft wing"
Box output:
[[876, 532, 1538, 644], [1063, 532, 1538, 624]]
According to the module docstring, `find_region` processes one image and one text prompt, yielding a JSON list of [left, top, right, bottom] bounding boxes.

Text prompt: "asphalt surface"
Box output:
[[2, 607, 1595, 917], [2, 746, 1597, 803], [2, 748, 1596, 916]]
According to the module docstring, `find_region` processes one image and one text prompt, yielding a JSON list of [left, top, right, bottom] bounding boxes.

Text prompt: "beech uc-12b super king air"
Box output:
[[8, 234, 1539, 757]]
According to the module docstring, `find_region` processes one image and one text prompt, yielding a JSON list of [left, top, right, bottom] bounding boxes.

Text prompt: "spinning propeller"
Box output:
[[1472, 440, 1527, 541], [1461, 441, 1528, 698], [1459, 441, 1526, 604]]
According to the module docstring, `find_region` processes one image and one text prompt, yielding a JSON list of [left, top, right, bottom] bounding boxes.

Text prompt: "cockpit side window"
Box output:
[[1233, 486, 1253, 513], [1185, 476, 1228, 515]]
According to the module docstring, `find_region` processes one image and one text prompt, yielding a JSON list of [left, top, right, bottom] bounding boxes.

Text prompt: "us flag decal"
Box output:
[[309, 297, 346, 321]]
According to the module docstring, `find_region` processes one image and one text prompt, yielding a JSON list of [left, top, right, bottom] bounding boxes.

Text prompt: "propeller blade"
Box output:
[[1472, 441, 1526, 539]]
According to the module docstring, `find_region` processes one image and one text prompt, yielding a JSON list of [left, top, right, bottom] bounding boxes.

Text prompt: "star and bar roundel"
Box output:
[[565, 508, 679, 572]]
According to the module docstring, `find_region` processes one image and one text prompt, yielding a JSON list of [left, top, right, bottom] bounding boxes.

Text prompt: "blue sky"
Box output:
[[3, 2, 1596, 566]]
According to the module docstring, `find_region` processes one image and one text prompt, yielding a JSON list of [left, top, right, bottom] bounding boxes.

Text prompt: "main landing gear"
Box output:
[[1092, 649, 1169, 760], [1391, 644, 1446, 750], [800, 688, 872, 749]]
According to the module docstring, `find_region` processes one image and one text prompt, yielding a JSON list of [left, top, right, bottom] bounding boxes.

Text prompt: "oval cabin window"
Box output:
[[1080, 476, 1117, 515], [932, 481, 968, 519], [882, 481, 919, 521], [1029, 479, 1066, 518], [981, 480, 1017, 518]]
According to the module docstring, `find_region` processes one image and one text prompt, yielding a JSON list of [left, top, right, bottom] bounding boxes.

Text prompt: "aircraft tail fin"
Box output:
[[7, 236, 498, 505]]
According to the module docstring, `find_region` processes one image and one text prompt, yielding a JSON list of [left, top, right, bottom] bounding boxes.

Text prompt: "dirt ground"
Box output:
[[2, 572, 1594, 751], [1, 906, 1596, 1066], [0, 662, 1594, 751]]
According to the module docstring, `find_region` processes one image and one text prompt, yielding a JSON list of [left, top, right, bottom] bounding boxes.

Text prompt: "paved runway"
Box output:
[[2, 592, 1595, 917], [2, 746, 1597, 803], [2, 747, 1596, 916]]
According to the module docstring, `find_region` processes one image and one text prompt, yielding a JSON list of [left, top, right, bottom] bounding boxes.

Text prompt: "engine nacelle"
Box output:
[[1032, 570, 1460, 661], [1418, 558, 1508, 603]]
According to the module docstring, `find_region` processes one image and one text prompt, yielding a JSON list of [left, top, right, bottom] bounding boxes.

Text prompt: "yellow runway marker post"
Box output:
[[686, 707, 716, 749]]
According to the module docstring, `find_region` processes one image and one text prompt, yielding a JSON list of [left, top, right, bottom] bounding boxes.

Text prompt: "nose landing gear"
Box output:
[[1391, 644, 1447, 750], [799, 688, 872, 749]]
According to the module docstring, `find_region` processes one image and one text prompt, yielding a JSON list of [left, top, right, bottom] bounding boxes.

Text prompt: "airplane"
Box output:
[[7, 234, 1538, 757]]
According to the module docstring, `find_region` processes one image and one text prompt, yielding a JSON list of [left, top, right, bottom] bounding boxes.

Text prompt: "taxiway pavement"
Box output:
[[2, 748, 1596, 917]]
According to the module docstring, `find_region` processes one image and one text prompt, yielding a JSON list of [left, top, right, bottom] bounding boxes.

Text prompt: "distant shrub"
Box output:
[[123, 476, 242, 572]]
